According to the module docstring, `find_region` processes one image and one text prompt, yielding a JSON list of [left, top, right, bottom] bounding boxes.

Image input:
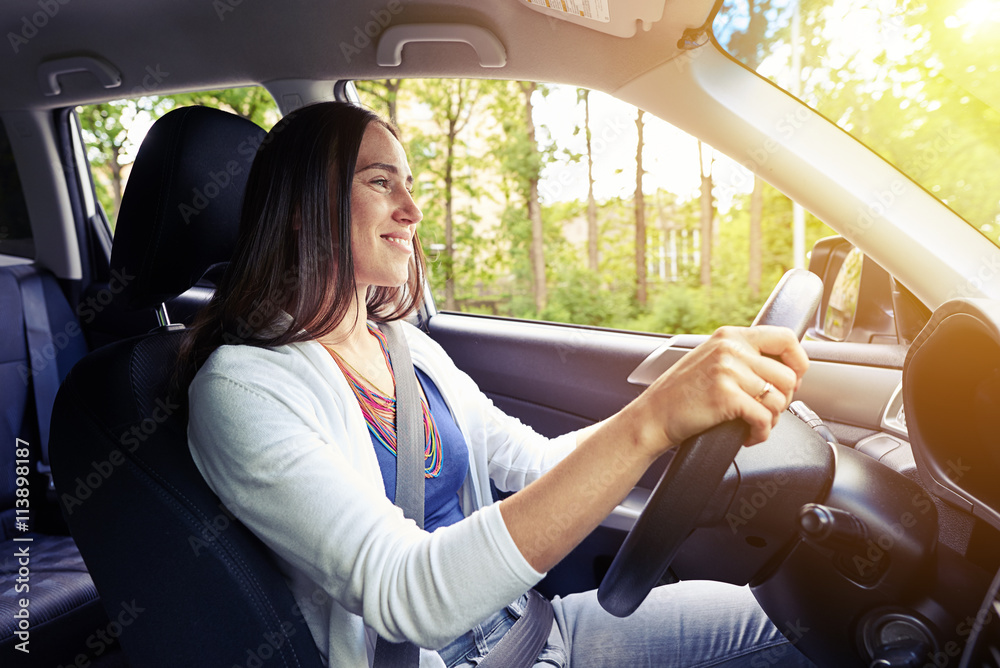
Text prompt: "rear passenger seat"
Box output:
[[0, 262, 120, 666]]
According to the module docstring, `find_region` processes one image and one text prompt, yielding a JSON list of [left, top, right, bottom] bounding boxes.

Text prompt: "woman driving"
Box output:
[[180, 101, 814, 667]]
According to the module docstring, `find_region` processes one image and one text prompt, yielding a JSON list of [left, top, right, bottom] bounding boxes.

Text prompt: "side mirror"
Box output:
[[806, 236, 928, 344]]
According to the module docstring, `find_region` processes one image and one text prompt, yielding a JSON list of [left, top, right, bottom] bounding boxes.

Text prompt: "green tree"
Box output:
[[78, 87, 278, 230], [578, 88, 599, 273], [77, 97, 172, 227], [405, 79, 484, 310], [170, 87, 278, 128], [697, 140, 715, 287], [355, 79, 404, 127], [486, 81, 554, 317], [720, 0, 780, 297], [522, 81, 547, 314]]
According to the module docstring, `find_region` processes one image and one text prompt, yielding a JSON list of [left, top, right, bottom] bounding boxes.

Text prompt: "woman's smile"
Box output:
[[381, 231, 413, 253]]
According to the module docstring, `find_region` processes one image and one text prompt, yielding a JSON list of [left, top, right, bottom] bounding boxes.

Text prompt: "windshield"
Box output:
[[713, 0, 1000, 246]]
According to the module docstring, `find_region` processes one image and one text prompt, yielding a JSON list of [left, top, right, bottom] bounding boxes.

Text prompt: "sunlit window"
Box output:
[[715, 0, 1000, 246]]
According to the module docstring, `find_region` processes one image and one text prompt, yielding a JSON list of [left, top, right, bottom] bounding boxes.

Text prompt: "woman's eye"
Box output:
[[371, 177, 389, 188]]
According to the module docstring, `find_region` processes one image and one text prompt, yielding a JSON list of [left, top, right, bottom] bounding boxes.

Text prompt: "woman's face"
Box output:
[[349, 123, 422, 290]]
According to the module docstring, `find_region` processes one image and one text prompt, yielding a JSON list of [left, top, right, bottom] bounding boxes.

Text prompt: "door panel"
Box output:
[[427, 311, 912, 597], [429, 313, 906, 442], [632, 334, 906, 443], [427, 313, 663, 436]]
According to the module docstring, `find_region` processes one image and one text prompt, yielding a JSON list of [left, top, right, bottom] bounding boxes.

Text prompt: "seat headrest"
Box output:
[[110, 106, 266, 310]]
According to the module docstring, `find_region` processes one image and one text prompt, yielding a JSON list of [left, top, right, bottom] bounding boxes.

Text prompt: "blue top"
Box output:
[[371, 367, 469, 532]]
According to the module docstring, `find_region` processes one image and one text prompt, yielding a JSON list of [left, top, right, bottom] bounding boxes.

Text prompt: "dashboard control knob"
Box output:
[[798, 503, 868, 549]]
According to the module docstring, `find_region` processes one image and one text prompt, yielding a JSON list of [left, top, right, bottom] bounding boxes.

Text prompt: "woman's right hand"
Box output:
[[501, 324, 808, 574], [620, 325, 809, 461]]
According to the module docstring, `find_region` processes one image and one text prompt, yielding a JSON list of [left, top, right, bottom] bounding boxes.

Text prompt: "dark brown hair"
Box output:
[[178, 101, 426, 386]]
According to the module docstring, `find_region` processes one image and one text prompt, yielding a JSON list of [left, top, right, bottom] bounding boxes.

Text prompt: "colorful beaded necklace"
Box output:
[[325, 324, 443, 478]]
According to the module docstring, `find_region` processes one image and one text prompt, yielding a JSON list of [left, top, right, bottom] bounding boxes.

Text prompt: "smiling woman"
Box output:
[[177, 102, 427, 386], [173, 99, 814, 666], [349, 124, 422, 293]]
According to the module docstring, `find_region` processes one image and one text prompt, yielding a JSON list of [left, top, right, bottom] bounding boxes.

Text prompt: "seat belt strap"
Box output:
[[13, 267, 59, 487], [379, 321, 425, 529], [478, 589, 554, 668], [373, 321, 423, 667], [372, 321, 553, 668]]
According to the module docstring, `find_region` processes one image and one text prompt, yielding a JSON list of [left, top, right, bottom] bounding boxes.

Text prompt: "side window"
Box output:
[[0, 117, 34, 259], [76, 87, 280, 233], [355, 79, 833, 335]]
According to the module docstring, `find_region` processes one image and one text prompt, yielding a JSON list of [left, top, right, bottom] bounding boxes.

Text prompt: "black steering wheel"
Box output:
[[597, 268, 825, 617]]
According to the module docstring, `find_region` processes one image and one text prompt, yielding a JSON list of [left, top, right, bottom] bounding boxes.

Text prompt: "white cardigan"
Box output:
[[188, 321, 578, 666]]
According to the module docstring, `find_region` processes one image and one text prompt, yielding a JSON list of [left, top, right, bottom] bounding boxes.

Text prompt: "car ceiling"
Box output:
[[0, 0, 715, 111]]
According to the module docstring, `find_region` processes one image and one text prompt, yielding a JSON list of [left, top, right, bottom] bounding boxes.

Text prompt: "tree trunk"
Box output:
[[444, 124, 456, 310], [110, 144, 123, 221], [698, 141, 714, 288], [635, 109, 647, 307], [384, 79, 401, 128], [749, 175, 764, 298], [522, 82, 546, 314], [584, 90, 598, 273]]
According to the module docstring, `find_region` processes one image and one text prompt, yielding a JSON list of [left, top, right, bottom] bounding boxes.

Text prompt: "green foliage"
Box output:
[[719, 0, 1000, 239], [169, 87, 279, 128], [542, 267, 633, 327], [78, 87, 278, 229], [77, 78, 841, 335], [76, 97, 172, 227]]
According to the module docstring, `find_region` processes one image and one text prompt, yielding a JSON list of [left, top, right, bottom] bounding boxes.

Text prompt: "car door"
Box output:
[[425, 291, 908, 597]]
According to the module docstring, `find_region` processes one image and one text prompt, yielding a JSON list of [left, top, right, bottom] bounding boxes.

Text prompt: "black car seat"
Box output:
[[48, 106, 325, 667]]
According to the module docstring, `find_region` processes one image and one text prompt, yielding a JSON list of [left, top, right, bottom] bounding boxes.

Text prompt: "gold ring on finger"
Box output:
[[754, 381, 773, 403]]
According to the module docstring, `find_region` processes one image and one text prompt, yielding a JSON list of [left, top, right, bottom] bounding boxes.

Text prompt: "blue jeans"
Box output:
[[437, 581, 816, 667]]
